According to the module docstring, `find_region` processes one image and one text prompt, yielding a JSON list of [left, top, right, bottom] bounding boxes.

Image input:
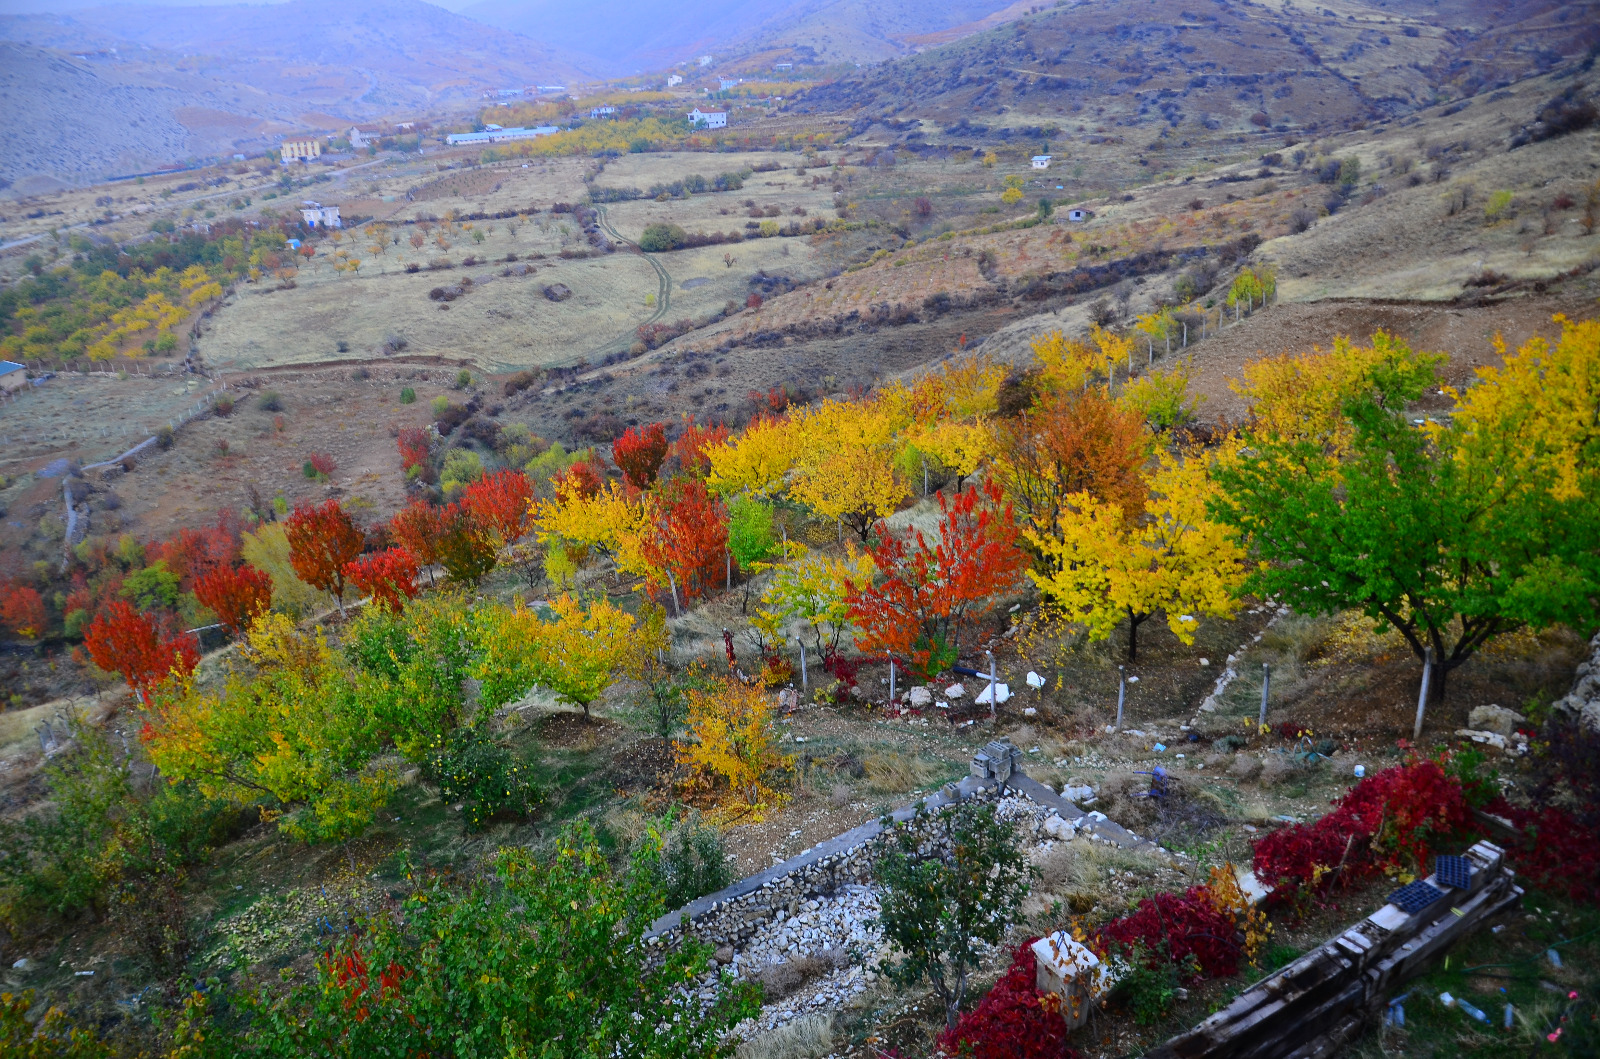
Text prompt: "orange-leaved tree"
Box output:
[[559, 458, 605, 499], [83, 600, 199, 705], [613, 422, 669, 489], [284, 501, 365, 613], [1, 585, 47, 639], [641, 477, 729, 610], [847, 480, 1027, 679], [345, 547, 421, 613], [193, 564, 273, 635], [459, 469, 534, 547], [397, 427, 431, 476], [676, 676, 792, 818], [391, 500, 449, 584], [992, 384, 1150, 549]]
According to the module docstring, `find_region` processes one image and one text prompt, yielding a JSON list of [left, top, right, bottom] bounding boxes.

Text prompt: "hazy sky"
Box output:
[[0, 0, 480, 12]]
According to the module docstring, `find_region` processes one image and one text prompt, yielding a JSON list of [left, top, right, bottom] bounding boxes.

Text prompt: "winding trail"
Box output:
[[584, 205, 671, 363]]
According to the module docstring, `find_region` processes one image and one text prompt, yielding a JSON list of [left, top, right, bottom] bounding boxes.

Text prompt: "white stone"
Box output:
[[1023, 707, 1038, 717], [1026, 671, 1047, 688], [1042, 814, 1077, 841], [1062, 783, 1095, 803], [908, 687, 932, 707], [1468, 704, 1526, 736], [945, 683, 966, 699], [1032, 933, 1117, 1030], [975, 682, 1010, 705]]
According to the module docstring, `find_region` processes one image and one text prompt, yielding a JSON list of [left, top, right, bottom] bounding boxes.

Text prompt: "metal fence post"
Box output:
[[1258, 663, 1271, 728], [1413, 648, 1433, 742]]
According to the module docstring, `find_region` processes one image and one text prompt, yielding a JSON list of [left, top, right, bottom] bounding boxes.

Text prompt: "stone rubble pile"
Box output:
[[727, 884, 883, 1035], [1554, 630, 1600, 733]]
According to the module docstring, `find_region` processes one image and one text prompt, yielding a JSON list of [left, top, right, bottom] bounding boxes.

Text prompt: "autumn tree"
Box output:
[[1, 585, 47, 639], [672, 415, 732, 477], [397, 427, 431, 476], [391, 500, 448, 584], [284, 501, 365, 613], [475, 594, 639, 718], [642, 477, 729, 608], [847, 481, 1027, 679], [993, 385, 1149, 553], [1029, 446, 1246, 661], [1212, 322, 1600, 701], [613, 422, 669, 489], [755, 543, 875, 665], [83, 601, 199, 706], [677, 677, 791, 818], [193, 564, 273, 635], [459, 468, 534, 546], [435, 504, 499, 587], [345, 548, 420, 613]]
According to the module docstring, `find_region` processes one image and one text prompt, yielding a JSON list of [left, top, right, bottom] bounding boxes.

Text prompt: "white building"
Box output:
[[588, 105, 616, 119], [698, 54, 713, 67], [445, 125, 559, 145], [1066, 208, 1091, 222], [687, 108, 727, 129], [1031, 154, 1052, 169], [718, 76, 739, 91], [299, 202, 342, 228], [667, 74, 684, 87]]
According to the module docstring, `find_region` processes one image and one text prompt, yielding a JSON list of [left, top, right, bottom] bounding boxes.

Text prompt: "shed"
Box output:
[[1067, 208, 1091, 222], [1031, 154, 1052, 169], [0, 361, 26, 393]]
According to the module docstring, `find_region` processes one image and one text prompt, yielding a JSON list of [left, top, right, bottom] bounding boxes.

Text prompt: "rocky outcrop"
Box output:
[[1553, 631, 1600, 733]]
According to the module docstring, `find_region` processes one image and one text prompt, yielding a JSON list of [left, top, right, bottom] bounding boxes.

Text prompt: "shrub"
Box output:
[[937, 941, 1079, 1059], [636, 810, 732, 909], [638, 222, 688, 252], [1096, 885, 1241, 981], [258, 390, 283, 412], [424, 726, 542, 830], [308, 452, 337, 477], [455, 369, 473, 389], [214, 393, 234, 416], [876, 800, 1035, 1031], [431, 395, 450, 416], [400, 386, 416, 404]]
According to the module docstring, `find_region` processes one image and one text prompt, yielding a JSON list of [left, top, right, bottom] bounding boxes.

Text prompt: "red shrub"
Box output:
[[1, 585, 47, 638], [397, 427, 431, 473], [345, 548, 420, 613], [1486, 800, 1600, 904], [308, 452, 338, 477], [938, 941, 1080, 1059], [1095, 886, 1241, 981], [1252, 755, 1474, 905], [612, 422, 669, 489]]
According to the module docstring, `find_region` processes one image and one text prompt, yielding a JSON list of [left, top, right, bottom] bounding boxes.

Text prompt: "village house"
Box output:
[[688, 108, 727, 129], [1066, 207, 1092, 222], [718, 76, 740, 91], [588, 105, 617, 119], [774, 62, 793, 72], [279, 138, 322, 163], [0, 361, 26, 393], [299, 202, 342, 229], [667, 74, 684, 87], [1031, 154, 1052, 169]]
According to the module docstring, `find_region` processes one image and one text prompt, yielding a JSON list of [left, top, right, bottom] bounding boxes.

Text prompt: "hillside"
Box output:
[[460, 0, 1019, 75], [0, 0, 594, 185], [793, 0, 1599, 133]]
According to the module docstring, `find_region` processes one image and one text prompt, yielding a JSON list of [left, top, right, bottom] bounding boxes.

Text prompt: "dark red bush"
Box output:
[[1096, 887, 1241, 981], [938, 941, 1080, 1059], [1486, 800, 1600, 904]]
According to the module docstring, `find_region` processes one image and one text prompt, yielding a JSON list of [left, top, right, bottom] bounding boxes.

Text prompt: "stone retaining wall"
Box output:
[[647, 741, 1178, 949]]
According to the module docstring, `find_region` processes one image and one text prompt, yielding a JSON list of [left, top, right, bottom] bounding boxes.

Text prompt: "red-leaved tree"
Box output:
[[391, 500, 448, 583], [345, 547, 421, 613], [671, 416, 731, 478], [149, 511, 242, 590], [284, 501, 365, 612], [83, 600, 199, 706], [1, 585, 48, 639], [560, 459, 605, 500], [193, 564, 273, 635], [641, 477, 728, 605], [847, 481, 1026, 679], [613, 422, 669, 489], [459, 469, 534, 546]]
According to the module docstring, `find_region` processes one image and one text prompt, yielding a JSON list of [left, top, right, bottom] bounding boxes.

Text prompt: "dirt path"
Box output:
[[591, 205, 671, 362]]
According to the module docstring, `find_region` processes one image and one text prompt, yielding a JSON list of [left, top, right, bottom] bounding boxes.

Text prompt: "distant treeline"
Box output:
[[587, 169, 752, 203]]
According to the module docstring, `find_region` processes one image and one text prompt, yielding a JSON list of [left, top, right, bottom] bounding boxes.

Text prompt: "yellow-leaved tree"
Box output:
[[474, 593, 639, 718], [753, 542, 876, 664], [677, 677, 792, 818], [1026, 444, 1247, 660]]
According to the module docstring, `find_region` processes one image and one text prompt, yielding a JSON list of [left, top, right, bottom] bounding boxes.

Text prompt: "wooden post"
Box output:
[[1413, 647, 1433, 742], [1258, 663, 1271, 729], [1114, 665, 1126, 731]]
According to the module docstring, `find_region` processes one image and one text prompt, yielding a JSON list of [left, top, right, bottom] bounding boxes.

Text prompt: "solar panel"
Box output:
[[1435, 855, 1473, 891], [1388, 880, 1447, 914]]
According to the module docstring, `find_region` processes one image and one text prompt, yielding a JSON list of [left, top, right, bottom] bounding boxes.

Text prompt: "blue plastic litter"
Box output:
[[1389, 880, 1448, 914], [1386, 993, 1409, 1027], [1436, 854, 1473, 890], [1548, 949, 1563, 968]]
